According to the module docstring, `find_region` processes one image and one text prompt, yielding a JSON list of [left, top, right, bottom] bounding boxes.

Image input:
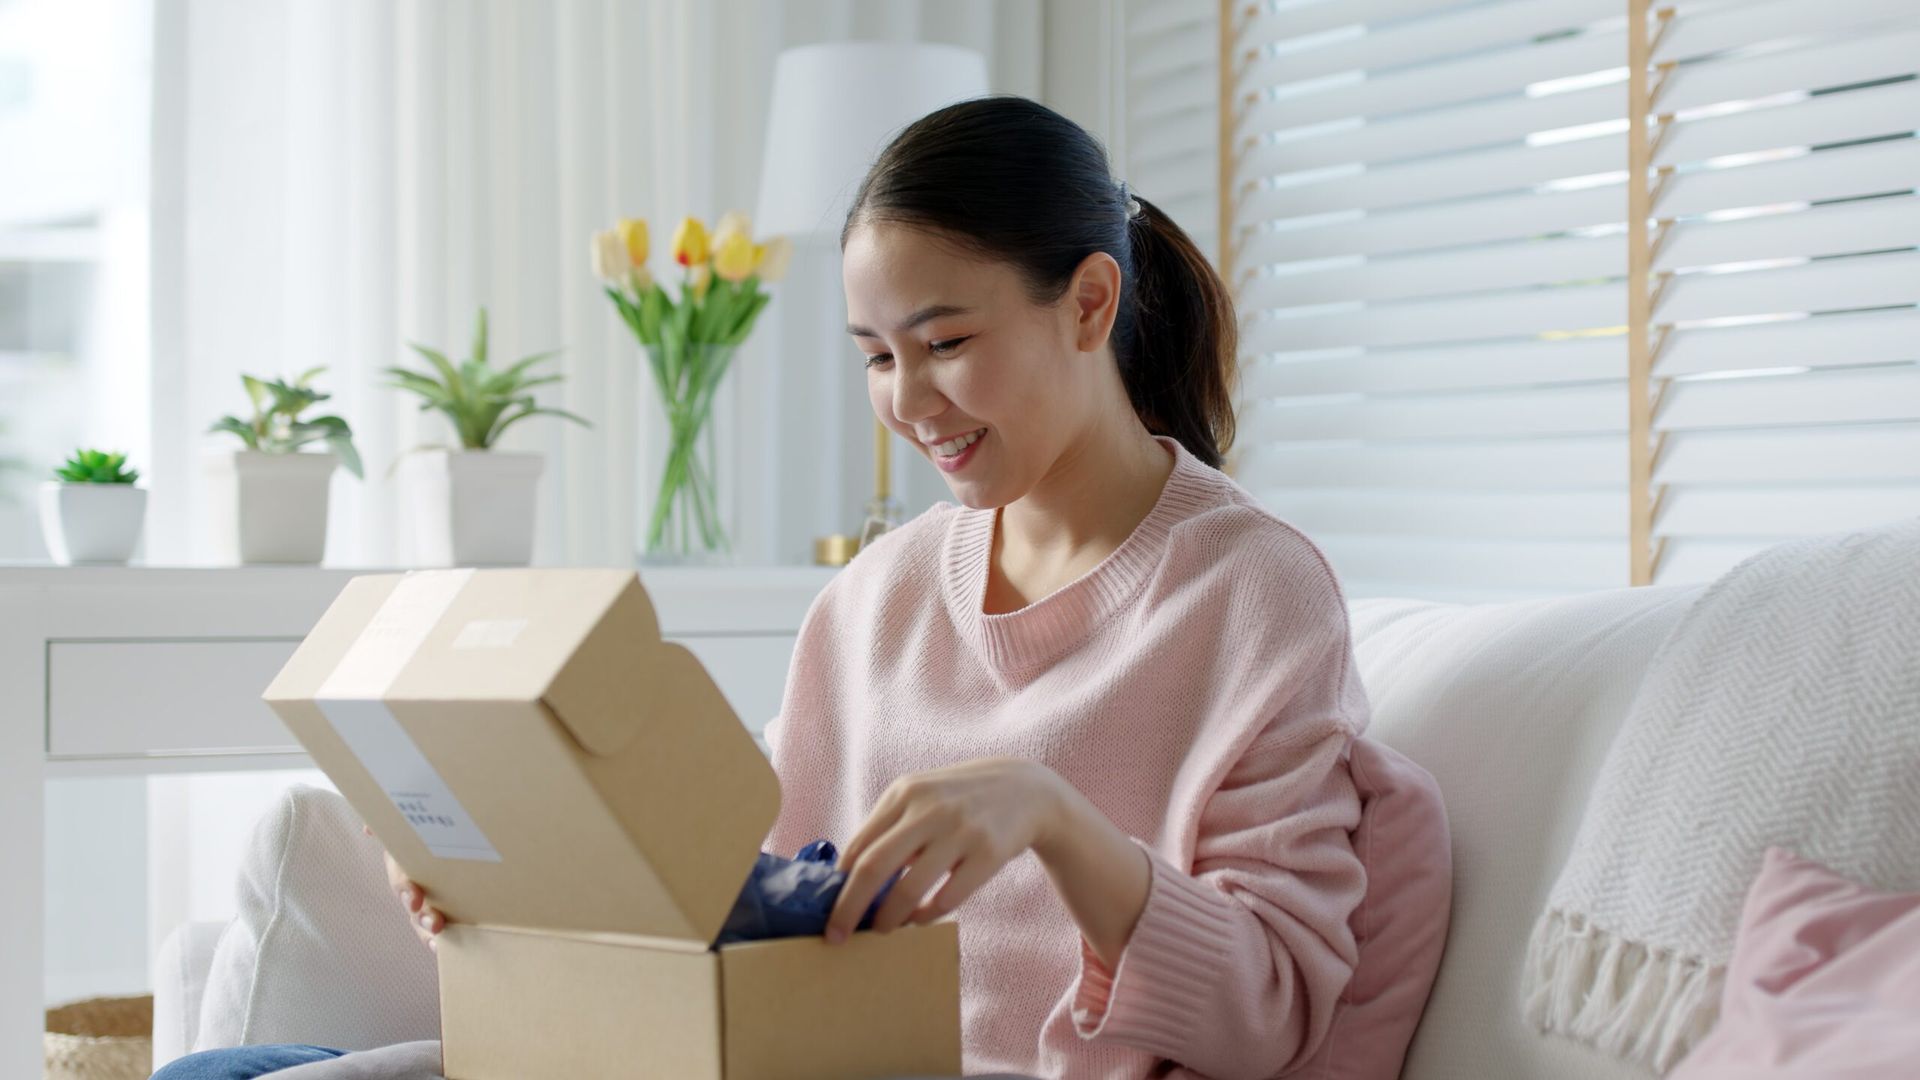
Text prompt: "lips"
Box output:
[[930, 428, 986, 474]]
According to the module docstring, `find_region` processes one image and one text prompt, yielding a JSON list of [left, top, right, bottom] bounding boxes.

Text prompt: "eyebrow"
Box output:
[[845, 304, 974, 338]]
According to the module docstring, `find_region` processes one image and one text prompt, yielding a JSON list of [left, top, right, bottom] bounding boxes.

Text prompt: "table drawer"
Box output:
[[46, 634, 796, 759], [46, 640, 303, 758]]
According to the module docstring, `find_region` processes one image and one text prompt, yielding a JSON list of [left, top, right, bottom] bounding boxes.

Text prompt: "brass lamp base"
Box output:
[[812, 420, 905, 568], [813, 534, 860, 566]]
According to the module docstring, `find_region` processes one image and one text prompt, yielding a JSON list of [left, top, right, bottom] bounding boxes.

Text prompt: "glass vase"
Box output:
[[642, 341, 737, 564]]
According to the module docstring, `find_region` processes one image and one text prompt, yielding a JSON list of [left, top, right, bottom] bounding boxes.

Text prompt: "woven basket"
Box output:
[[44, 995, 153, 1080]]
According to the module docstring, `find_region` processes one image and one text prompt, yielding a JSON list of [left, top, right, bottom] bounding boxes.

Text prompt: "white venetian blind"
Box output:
[[1223, 0, 1638, 602], [1636, 0, 1920, 585], [1124, 0, 1222, 264]]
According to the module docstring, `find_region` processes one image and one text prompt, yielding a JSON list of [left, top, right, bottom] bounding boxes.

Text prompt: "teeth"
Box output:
[[934, 429, 984, 457]]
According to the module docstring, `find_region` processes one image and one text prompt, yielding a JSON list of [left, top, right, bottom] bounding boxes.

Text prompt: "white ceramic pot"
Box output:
[[204, 450, 339, 565], [38, 482, 147, 564], [404, 449, 544, 567]]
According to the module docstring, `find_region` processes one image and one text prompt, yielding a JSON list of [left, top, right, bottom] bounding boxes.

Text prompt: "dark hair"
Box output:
[[841, 95, 1238, 469]]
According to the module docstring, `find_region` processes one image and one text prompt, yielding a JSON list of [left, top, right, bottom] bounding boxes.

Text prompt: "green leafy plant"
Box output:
[[385, 307, 589, 450], [208, 368, 364, 478], [54, 449, 140, 484]]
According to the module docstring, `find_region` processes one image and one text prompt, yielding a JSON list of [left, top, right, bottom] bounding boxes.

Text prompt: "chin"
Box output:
[[940, 476, 1016, 511], [936, 472, 998, 507]]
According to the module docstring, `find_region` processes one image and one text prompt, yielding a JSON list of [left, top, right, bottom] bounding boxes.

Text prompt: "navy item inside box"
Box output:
[[715, 839, 904, 946]]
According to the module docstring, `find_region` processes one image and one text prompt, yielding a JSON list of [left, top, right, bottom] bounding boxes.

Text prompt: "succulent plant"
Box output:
[[54, 448, 140, 484], [385, 307, 589, 451], [209, 367, 364, 478]]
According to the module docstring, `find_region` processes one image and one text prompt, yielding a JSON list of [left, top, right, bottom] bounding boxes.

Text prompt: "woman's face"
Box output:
[[842, 221, 1120, 510]]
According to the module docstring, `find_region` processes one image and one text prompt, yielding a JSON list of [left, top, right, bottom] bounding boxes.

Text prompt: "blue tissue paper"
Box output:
[[714, 839, 905, 946]]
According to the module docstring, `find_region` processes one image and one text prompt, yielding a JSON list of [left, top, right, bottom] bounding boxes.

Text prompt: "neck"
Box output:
[[997, 411, 1175, 569]]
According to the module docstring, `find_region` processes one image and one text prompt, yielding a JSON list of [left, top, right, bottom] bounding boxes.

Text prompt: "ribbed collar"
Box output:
[[940, 435, 1225, 673]]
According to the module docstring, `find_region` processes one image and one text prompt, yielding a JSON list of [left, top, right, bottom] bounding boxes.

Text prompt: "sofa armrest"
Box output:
[[152, 919, 230, 1071]]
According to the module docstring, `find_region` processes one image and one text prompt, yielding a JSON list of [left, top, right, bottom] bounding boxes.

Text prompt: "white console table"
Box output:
[[0, 564, 834, 1079]]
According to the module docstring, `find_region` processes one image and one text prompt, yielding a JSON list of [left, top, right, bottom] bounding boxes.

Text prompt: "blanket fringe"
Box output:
[[1522, 909, 1724, 1074]]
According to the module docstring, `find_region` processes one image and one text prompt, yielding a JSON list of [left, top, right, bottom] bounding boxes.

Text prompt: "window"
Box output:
[[1216, 0, 1919, 600], [0, 0, 153, 560]]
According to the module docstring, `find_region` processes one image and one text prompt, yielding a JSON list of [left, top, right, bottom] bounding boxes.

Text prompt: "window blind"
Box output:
[[1124, 0, 1221, 264], [1633, 0, 1920, 585], [1215, 0, 1919, 600], [1224, 0, 1636, 601]]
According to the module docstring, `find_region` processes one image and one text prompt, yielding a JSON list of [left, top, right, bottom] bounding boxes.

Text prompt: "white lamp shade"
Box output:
[[754, 42, 991, 239]]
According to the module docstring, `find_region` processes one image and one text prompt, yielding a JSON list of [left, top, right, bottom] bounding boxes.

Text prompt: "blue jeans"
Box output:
[[150, 1045, 347, 1079]]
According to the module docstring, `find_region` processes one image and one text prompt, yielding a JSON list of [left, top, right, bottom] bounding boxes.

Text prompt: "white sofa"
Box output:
[[156, 579, 1710, 1079]]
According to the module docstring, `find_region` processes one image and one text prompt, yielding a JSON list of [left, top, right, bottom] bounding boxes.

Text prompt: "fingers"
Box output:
[[867, 835, 965, 935], [909, 856, 991, 926], [407, 899, 446, 952], [827, 814, 934, 944], [385, 850, 448, 952]]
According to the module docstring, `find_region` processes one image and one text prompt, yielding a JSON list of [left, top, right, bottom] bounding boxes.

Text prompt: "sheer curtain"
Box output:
[[146, 0, 1045, 567]]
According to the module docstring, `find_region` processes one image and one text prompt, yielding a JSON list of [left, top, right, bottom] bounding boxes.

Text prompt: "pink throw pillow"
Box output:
[[1670, 846, 1920, 1080], [1295, 736, 1453, 1080]]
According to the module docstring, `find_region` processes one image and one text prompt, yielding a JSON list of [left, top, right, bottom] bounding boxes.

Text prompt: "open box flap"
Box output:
[[267, 568, 782, 944]]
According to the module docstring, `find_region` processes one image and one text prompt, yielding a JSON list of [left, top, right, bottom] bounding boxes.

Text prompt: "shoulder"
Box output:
[[1174, 475, 1350, 606]]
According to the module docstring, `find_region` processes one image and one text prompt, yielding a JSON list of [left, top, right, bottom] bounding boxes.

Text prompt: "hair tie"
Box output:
[[1119, 180, 1142, 220]]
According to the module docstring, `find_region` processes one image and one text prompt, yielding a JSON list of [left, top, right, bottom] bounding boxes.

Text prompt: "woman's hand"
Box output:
[[824, 756, 1067, 944], [369, 824, 446, 951]]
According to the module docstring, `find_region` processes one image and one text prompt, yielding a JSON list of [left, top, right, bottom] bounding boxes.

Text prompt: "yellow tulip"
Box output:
[[689, 261, 713, 301], [713, 229, 757, 283], [589, 229, 630, 283], [616, 217, 649, 266], [672, 217, 710, 267], [755, 236, 793, 283]]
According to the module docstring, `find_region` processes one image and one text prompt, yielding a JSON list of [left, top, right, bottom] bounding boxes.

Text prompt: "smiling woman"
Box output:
[[752, 94, 1451, 1080]]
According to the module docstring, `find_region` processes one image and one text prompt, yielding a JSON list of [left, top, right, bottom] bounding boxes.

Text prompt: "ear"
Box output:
[[1067, 251, 1123, 354]]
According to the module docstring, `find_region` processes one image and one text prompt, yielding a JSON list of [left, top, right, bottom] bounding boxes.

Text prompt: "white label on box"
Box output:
[[317, 698, 502, 862], [452, 617, 527, 650], [317, 569, 501, 862]]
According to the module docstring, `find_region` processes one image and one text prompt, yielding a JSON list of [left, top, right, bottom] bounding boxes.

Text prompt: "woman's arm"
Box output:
[[1054, 725, 1365, 1080], [1032, 777, 1153, 970]]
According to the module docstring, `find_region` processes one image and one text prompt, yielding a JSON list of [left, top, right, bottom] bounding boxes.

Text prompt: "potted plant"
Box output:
[[206, 368, 363, 564], [38, 449, 146, 564], [385, 307, 588, 567]]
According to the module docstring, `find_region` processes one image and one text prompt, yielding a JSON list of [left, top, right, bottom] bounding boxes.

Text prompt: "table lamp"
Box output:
[[753, 42, 990, 562]]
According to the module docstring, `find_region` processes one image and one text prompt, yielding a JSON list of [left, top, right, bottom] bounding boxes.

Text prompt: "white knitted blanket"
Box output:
[[1520, 517, 1920, 1073]]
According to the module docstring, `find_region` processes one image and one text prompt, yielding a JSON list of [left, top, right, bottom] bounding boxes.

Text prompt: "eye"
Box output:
[[863, 336, 968, 369]]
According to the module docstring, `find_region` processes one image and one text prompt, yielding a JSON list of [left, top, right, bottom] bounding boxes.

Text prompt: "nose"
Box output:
[[890, 358, 944, 426]]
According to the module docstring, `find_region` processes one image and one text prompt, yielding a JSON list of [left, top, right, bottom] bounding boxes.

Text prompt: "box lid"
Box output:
[[264, 568, 782, 944]]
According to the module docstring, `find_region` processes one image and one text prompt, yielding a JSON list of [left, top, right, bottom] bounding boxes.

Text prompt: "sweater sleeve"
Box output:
[[1068, 598, 1369, 1078]]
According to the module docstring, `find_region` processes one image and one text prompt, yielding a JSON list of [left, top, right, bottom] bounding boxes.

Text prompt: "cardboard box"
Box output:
[[264, 569, 962, 1080]]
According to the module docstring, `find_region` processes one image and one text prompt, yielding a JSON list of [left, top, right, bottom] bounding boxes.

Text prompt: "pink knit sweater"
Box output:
[[761, 435, 1371, 1080]]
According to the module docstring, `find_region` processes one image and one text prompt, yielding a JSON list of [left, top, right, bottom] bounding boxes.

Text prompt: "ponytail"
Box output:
[[1116, 194, 1238, 469], [843, 95, 1239, 469]]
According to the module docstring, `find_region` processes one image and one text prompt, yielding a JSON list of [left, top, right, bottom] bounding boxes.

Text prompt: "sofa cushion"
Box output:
[[1668, 847, 1920, 1080], [1294, 736, 1451, 1079], [1349, 583, 1702, 1080], [195, 784, 440, 1053]]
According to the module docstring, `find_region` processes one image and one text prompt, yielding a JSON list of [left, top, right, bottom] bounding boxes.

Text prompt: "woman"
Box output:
[[157, 95, 1442, 1080]]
